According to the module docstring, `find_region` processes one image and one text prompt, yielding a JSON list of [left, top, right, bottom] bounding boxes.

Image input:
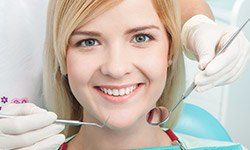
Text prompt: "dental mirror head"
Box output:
[[147, 18, 250, 127], [147, 106, 170, 126]]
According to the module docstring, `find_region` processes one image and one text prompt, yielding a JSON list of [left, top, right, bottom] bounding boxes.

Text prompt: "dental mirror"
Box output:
[[147, 82, 194, 126], [147, 106, 170, 126], [147, 18, 250, 126]]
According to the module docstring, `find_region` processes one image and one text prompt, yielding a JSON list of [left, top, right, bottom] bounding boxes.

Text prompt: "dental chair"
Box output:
[[173, 103, 232, 142]]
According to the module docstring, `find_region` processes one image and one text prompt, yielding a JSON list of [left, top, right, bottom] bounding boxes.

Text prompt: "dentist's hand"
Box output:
[[182, 15, 250, 92], [0, 103, 65, 150]]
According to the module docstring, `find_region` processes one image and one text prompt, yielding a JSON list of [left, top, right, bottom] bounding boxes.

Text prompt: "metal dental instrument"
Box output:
[[148, 18, 250, 126], [55, 117, 109, 128], [0, 114, 109, 128]]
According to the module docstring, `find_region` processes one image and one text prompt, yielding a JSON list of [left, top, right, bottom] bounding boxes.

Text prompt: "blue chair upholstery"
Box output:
[[173, 103, 232, 142]]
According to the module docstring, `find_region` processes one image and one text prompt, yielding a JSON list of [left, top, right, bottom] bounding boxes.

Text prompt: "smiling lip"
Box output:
[[95, 83, 143, 103]]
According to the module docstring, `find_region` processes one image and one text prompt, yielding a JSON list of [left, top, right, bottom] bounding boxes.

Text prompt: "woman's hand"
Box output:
[[182, 15, 250, 92], [0, 103, 65, 150]]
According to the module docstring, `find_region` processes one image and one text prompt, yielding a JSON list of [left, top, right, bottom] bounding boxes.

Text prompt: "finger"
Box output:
[[204, 33, 242, 76], [0, 103, 47, 115], [198, 36, 249, 85], [195, 54, 239, 86], [212, 42, 249, 86], [196, 51, 248, 91], [198, 56, 214, 70], [215, 51, 249, 86], [195, 84, 214, 92], [205, 49, 238, 76], [188, 24, 220, 70], [0, 124, 64, 150], [195, 38, 217, 70], [197, 64, 238, 92], [19, 134, 66, 150], [192, 35, 216, 70], [0, 112, 57, 134]]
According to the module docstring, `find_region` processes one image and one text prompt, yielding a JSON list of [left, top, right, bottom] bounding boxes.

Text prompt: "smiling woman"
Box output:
[[43, 0, 185, 149], [0, 0, 249, 149], [42, 0, 249, 150]]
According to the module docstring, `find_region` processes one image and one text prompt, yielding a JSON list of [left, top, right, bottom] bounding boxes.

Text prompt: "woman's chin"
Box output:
[[106, 122, 135, 131], [104, 115, 145, 131]]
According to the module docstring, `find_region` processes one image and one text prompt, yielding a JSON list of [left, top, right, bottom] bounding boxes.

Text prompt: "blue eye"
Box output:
[[133, 34, 151, 43], [77, 39, 98, 47]]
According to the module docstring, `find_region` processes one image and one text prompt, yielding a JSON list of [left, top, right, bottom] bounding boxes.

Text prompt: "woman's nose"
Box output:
[[100, 47, 133, 79]]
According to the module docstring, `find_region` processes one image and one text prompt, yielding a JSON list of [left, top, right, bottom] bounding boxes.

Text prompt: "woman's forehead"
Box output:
[[75, 0, 164, 32]]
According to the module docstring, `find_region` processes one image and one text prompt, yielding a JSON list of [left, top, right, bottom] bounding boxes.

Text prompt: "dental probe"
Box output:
[[171, 18, 250, 114], [55, 117, 109, 128], [148, 18, 250, 126], [0, 114, 109, 128]]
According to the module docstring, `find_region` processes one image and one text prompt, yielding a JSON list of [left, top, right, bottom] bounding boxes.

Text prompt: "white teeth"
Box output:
[[100, 85, 138, 96], [113, 89, 119, 96], [108, 89, 112, 95], [119, 88, 125, 96], [125, 87, 130, 94]]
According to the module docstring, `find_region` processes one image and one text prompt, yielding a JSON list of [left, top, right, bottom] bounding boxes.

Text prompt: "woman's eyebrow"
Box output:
[[70, 25, 160, 37], [125, 25, 160, 34], [71, 31, 102, 37]]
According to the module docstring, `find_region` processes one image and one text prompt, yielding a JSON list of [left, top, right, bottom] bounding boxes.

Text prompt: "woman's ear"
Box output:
[[167, 39, 173, 67]]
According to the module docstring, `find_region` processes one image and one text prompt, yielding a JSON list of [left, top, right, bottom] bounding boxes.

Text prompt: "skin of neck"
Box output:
[[67, 112, 172, 149]]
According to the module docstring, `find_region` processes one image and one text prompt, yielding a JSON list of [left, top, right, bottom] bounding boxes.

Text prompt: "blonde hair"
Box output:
[[43, 0, 185, 137], [152, 0, 185, 128]]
